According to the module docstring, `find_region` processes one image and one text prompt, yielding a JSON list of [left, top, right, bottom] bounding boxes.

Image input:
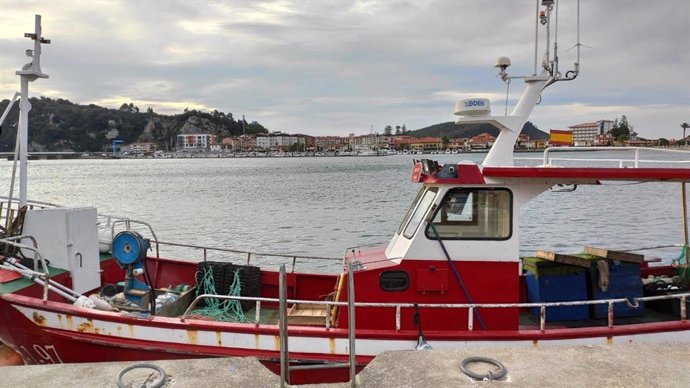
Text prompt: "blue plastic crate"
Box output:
[[525, 270, 589, 321], [589, 261, 645, 318]]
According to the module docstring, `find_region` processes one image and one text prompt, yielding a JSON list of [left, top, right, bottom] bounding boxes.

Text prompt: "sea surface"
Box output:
[[2, 150, 689, 271]]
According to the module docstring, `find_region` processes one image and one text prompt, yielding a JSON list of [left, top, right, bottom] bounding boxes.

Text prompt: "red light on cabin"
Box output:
[[411, 162, 423, 183]]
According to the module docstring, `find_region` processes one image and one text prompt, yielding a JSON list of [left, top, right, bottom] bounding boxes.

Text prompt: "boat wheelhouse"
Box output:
[[1, 4, 689, 385]]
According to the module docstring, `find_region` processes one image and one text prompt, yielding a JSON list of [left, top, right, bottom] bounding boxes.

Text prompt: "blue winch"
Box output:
[[112, 231, 152, 310]]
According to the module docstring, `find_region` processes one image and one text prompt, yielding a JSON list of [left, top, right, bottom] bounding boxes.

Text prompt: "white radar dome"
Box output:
[[454, 98, 491, 117]]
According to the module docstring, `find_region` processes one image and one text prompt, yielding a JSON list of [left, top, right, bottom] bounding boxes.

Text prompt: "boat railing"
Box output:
[[0, 235, 51, 301], [154, 239, 343, 271], [181, 290, 689, 333], [514, 147, 690, 168], [0, 197, 58, 232]]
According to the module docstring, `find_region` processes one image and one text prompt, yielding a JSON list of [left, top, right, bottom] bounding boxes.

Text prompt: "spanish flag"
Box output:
[[549, 129, 573, 146]]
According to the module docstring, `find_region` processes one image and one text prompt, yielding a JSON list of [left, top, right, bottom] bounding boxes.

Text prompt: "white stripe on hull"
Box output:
[[15, 305, 690, 359]]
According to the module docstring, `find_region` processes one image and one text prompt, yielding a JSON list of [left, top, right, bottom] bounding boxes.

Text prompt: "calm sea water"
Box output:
[[1, 151, 688, 271]]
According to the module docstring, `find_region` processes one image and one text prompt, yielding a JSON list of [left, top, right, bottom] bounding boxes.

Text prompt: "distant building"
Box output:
[[256, 134, 305, 151], [410, 136, 442, 151], [129, 142, 156, 154], [447, 138, 466, 151], [468, 133, 495, 150], [314, 136, 346, 152], [176, 134, 215, 151], [568, 120, 614, 146]]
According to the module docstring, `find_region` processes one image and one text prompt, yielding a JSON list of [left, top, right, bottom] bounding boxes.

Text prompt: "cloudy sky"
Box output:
[[0, 0, 688, 139]]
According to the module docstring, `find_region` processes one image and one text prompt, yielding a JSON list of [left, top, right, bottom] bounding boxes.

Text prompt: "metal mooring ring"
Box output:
[[460, 356, 508, 381]]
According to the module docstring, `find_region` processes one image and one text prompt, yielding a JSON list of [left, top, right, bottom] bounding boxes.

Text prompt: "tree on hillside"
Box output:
[[401, 124, 408, 134], [681, 122, 689, 146], [119, 103, 139, 113], [384, 125, 392, 135]]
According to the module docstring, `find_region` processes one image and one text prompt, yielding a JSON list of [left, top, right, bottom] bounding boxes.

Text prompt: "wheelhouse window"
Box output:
[[401, 187, 438, 239], [426, 188, 512, 240]]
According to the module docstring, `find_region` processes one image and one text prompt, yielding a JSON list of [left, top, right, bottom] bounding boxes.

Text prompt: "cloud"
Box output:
[[0, 0, 688, 139]]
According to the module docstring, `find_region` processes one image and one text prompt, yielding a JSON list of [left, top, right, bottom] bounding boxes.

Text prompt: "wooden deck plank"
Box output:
[[535, 250, 593, 268], [584, 246, 644, 263]]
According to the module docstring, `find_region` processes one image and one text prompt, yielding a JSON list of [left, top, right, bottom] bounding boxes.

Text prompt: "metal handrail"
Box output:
[[538, 146, 690, 167], [0, 235, 51, 300], [156, 239, 342, 264], [180, 292, 689, 332]]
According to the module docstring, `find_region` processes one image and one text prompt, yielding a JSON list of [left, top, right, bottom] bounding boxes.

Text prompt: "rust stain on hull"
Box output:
[[255, 334, 260, 349], [274, 335, 280, 351], [606, 336, 613, 345], [215, 331, 222, 346], [65, 315, 73, 330], [187, 330, 198, 345], [76, 319, 102, 334], [77, 320, 93, 333], [532, 339, 539, 347], [329, 338, 336, 354], [32, 312, 46, 326]]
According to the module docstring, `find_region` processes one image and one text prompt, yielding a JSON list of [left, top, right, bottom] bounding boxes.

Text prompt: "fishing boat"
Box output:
[[1, 4, 689, 386]]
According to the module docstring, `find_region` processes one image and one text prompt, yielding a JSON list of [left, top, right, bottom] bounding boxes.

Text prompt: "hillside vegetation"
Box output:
[[0, 98, 268, 152], [409, 121, 548, 139]]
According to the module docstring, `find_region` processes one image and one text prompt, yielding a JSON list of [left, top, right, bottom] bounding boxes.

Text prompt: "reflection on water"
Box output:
[[2, 151, 687, 271]]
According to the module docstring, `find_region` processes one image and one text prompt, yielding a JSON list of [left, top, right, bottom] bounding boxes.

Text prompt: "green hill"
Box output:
[[0, 97, 268, 152], [410, 121, 548, 139]]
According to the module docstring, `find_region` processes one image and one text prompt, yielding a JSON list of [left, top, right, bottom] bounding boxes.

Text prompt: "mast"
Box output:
[[454, 0, 581, 167], [15, 15, 50, 206]]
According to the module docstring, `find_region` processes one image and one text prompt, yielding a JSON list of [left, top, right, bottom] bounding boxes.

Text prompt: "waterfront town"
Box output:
[[118, 119, 682, 157]]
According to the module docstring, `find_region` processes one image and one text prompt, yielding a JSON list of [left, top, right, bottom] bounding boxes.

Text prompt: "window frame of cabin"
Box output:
[[401, 187, 439, 239], [425, 187, 513, 241], [397, 187, 426, 235]]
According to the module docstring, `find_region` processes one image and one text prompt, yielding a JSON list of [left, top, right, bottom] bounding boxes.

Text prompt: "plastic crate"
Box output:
[[524, 258, 589, 321], [589, 261, 644, 318]]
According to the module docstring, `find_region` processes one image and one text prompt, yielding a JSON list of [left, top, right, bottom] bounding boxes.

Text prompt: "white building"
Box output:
[[568, 120, 614, 146], [256, 134, 304, 150], [176, 134, 215, 151]]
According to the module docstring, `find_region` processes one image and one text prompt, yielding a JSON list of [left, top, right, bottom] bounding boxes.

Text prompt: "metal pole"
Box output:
[[347, 263, 356, 387], [278, 264, 289, 387], [18, 78, 29, 207], [683, 183, 689, 248]]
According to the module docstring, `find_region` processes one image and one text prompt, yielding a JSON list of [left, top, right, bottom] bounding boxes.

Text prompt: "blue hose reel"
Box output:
[[112, 231, 151, 310], [113, 231, 148, 266]]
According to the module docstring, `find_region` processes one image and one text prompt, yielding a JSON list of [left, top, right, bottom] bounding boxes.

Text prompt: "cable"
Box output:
[[428, 223, 487, 331]]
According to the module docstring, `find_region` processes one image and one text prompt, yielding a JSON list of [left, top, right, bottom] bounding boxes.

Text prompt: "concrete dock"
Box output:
[[0, 343, 688, 387]]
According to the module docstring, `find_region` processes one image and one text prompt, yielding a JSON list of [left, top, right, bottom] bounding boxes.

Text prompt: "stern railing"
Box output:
[[513, 146, 690, 168]]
